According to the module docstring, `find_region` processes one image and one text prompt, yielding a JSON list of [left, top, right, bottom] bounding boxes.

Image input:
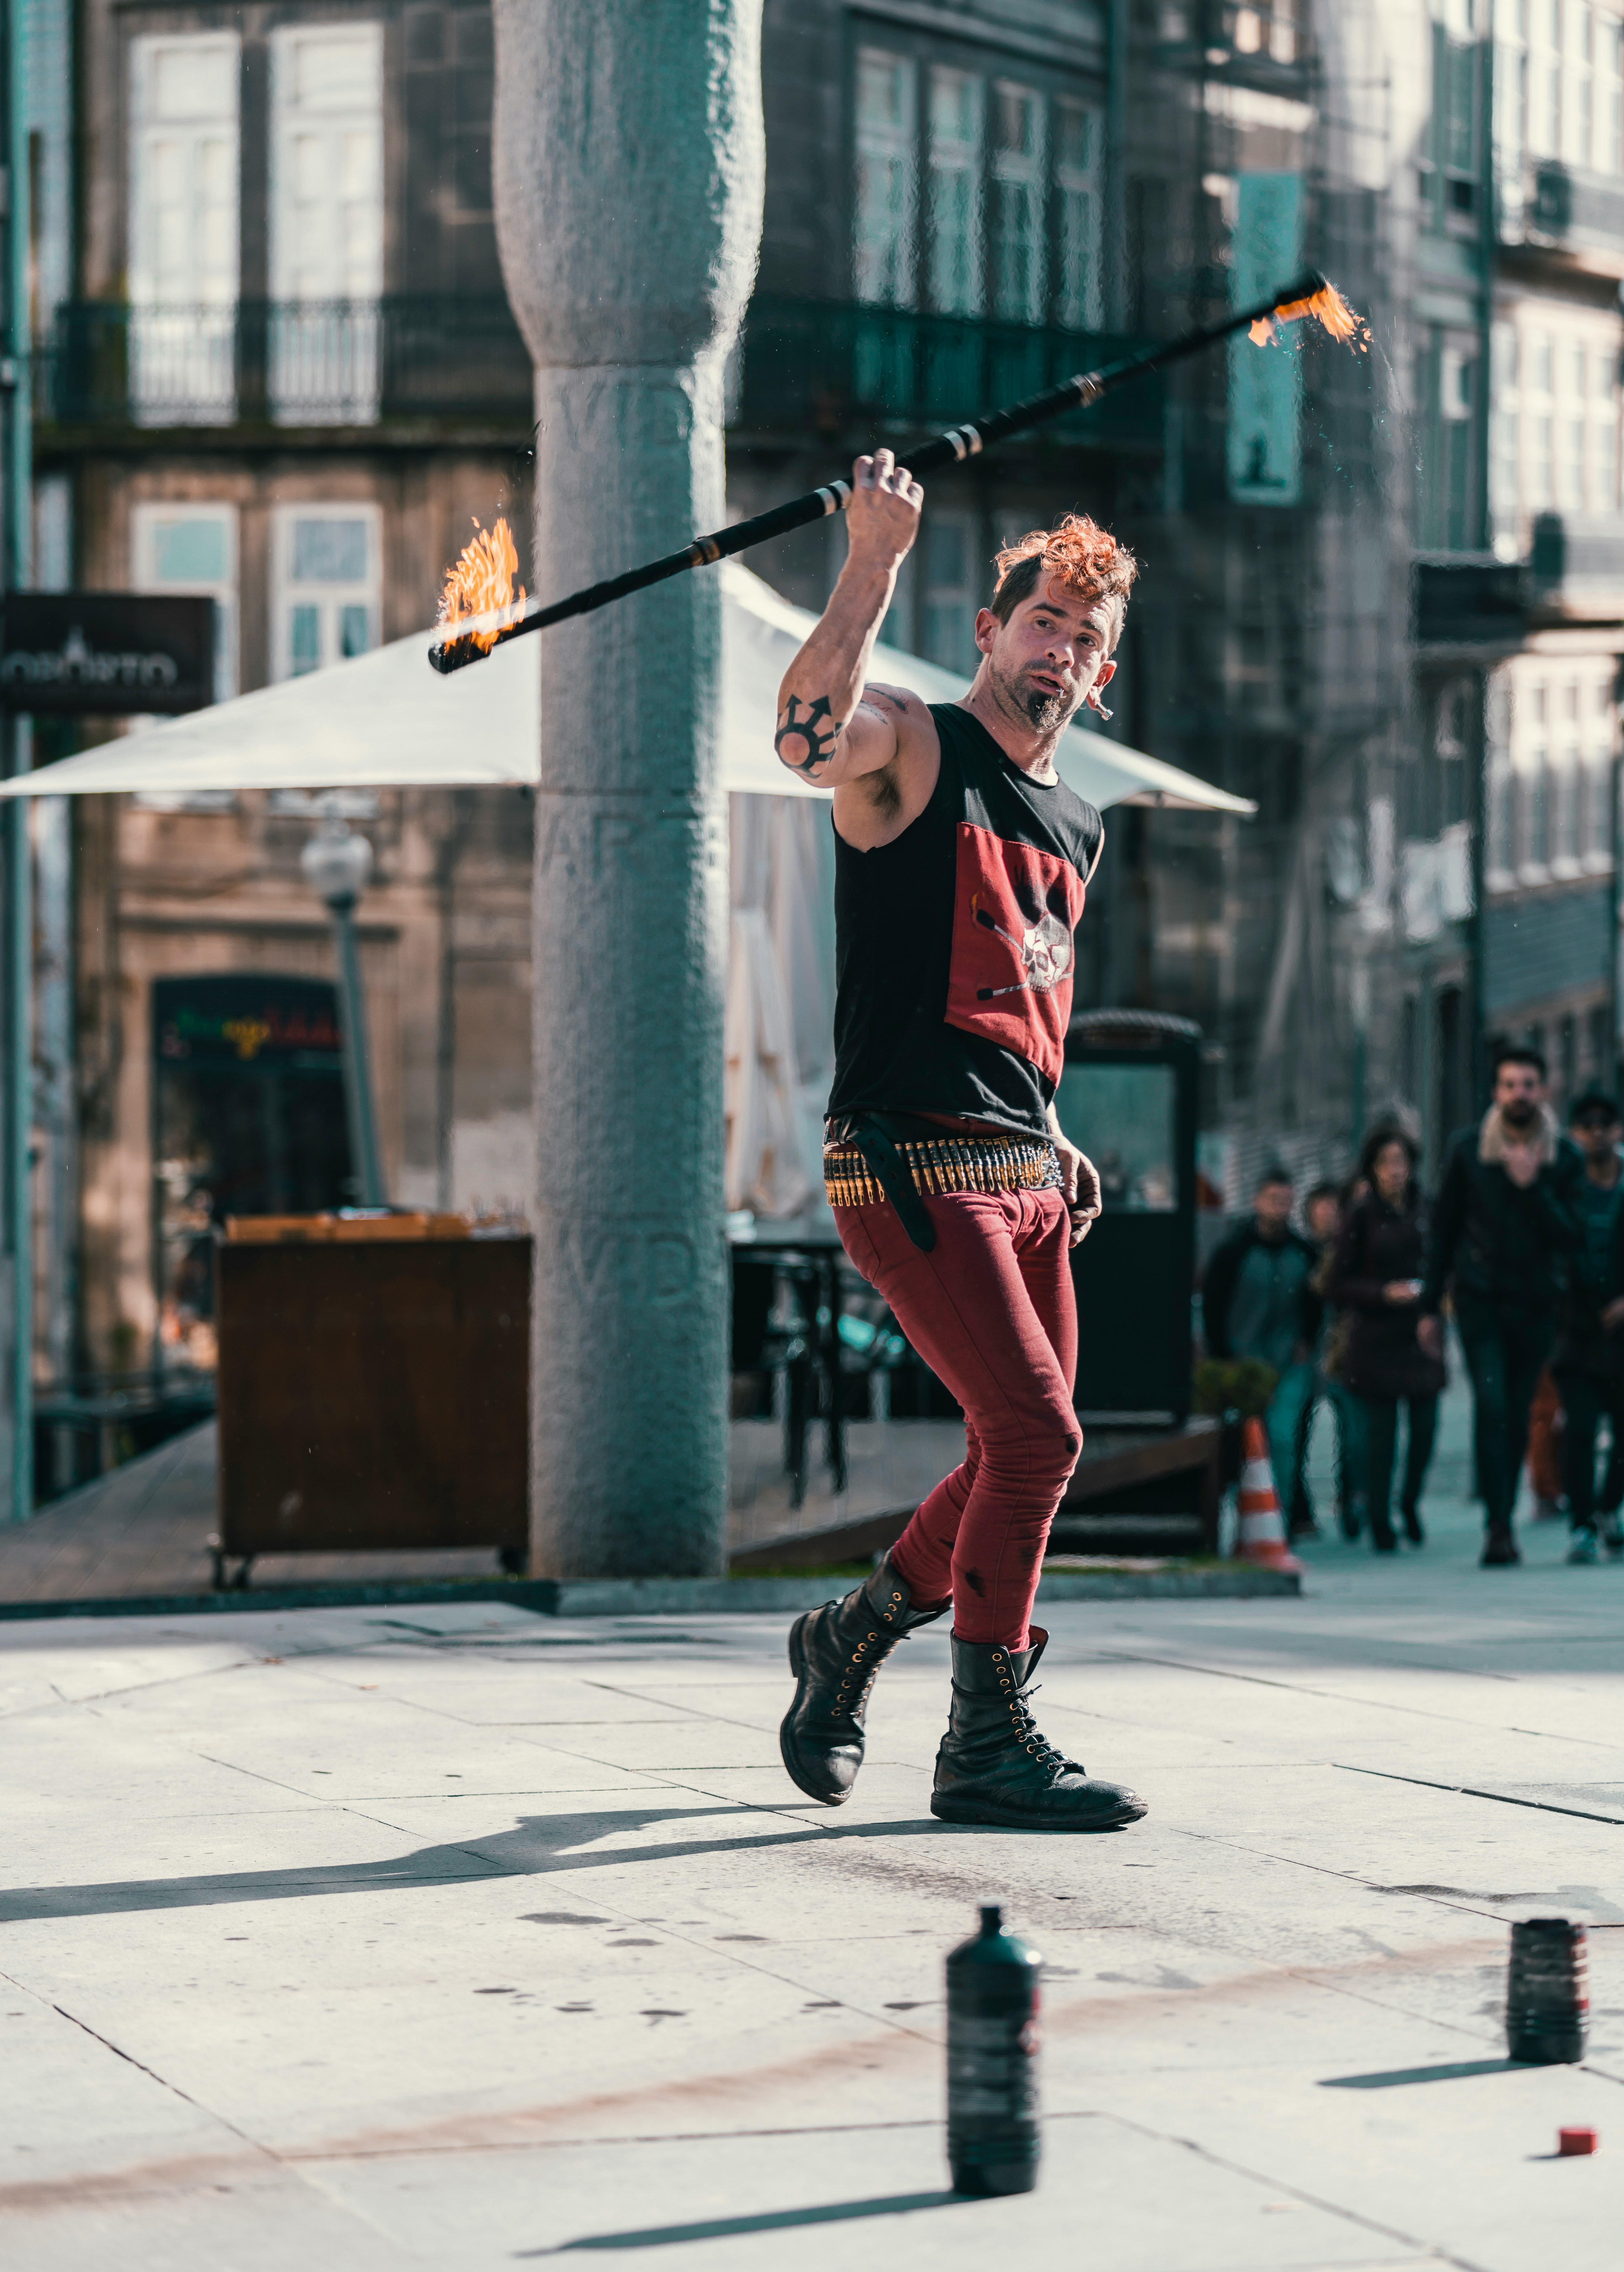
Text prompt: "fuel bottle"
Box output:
[[946, 1903, 1042, 2196]]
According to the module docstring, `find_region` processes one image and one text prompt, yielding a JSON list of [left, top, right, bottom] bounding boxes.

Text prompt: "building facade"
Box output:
[[22, 0, 1624, 1445], [32, 0, 538, 1384]]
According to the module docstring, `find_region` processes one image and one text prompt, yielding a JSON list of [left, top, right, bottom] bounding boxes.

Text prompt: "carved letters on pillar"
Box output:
[[545, 1212, 717, 1310], [536, 799, 719, 885]]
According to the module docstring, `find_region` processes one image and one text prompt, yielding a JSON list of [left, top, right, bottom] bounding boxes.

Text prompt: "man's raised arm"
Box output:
[[775, 449, 924, 788]]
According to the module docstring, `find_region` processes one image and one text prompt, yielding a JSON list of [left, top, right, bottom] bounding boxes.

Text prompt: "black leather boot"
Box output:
[[931, 1630, 1147, 1832], [779, 1556, 947, 1805]]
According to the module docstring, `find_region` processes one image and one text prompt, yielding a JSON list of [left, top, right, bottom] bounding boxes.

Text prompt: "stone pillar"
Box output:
[[492, 1, 764, 1576]]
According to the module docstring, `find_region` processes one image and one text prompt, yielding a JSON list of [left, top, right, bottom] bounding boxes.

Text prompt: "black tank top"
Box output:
[[828, 703, 1104, 1138]]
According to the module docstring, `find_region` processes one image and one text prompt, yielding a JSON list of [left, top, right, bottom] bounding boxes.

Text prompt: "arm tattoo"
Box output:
[[775, 692, 838, 777]]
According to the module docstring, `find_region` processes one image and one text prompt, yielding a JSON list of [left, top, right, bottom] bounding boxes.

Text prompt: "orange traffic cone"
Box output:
[[1235, 1416, 1302, 1572]]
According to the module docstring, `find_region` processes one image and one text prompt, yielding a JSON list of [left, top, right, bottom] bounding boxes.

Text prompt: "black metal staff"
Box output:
[[428, 268, 1329, 675]]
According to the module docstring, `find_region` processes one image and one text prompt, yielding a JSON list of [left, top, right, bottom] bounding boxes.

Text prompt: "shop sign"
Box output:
[[155, 977, 344, 1069], [0, 593, 215, 713]]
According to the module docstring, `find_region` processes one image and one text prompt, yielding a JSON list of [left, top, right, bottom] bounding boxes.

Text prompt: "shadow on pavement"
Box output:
[[522, 2190, 965, 2251], [1321, 2058, 1521, 2088], [0, 1805, 967, 1923]]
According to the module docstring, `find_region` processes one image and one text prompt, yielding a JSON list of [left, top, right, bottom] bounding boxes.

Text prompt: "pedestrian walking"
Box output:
[[1551, 1090, 1624, 1566], [1299, 1179, 1365, 1541], [1419, 1045, 1581, 1566], [1327, 1127, 1445, 1552], [773, 449, 1146, 1830], [1202, 1166, 1323, 1515]]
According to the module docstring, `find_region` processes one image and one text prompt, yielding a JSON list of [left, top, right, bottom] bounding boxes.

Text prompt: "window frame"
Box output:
[[847, 37, 1106, 335], [269, 502, 383, 684], [130, 499, 239, 703]]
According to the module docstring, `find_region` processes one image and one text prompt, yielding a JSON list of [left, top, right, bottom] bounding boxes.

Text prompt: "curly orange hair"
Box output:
[[989, 514, 1138, 648]]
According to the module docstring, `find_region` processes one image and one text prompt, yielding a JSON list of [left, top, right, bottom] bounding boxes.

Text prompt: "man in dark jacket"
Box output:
[[1419, 1044, 1581, 1565], [1552, 1090, 1624, 1565], [1204, 1165, 1323, 1511]]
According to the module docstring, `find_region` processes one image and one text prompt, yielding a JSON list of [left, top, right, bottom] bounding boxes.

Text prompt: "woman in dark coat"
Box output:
[[1327, 1126, 1447, 1551]]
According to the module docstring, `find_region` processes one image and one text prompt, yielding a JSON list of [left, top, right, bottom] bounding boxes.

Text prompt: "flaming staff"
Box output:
[[429, 271, 1360, 675]]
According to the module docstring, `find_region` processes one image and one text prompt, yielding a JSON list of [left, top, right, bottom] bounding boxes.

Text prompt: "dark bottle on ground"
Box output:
[[946, 1903, 1042, 2196], [1506, 1916, 1588, 2064]]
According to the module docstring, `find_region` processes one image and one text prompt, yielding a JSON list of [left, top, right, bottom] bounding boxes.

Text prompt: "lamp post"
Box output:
[[301, 810, 386, 1209]]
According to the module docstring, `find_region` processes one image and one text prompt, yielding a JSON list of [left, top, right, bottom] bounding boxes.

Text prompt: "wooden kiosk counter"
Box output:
[[214, 1213, 530, 1589]]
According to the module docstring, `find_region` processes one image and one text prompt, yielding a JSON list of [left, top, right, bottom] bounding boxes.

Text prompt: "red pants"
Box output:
[[834, 1186, 1080, 1649]]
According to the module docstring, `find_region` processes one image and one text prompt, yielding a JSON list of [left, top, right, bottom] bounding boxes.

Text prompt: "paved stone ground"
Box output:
[[3, 1378, 1622, 2268]]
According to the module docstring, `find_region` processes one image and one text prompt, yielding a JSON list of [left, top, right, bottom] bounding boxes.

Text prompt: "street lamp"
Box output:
[[301, 805, 386, 1208]]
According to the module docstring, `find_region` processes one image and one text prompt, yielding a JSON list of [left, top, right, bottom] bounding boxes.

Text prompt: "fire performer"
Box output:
[[775, 449, 1147, 1832]]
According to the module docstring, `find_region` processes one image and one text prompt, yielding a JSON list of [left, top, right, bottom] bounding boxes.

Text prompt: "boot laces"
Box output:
[[1008, 1680, 1071, 1773], [834, 1622, 896, 1720]]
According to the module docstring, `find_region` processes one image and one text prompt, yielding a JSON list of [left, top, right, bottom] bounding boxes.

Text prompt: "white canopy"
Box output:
[[0, 560, 1254, 815]]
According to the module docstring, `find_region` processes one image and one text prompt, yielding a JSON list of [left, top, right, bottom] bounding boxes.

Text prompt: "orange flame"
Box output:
[[438, 517, 526, 653], [1251, 281, 1370, 353]]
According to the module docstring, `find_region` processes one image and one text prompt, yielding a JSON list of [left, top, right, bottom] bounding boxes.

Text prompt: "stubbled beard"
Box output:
[[993, 658, 1075, 734]]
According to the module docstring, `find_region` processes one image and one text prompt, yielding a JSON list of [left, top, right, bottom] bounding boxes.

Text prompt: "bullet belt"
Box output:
[[824, 1131, 1062, 1209]]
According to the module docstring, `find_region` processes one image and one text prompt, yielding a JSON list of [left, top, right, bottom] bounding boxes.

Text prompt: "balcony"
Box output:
[[1528, 510, 1624, 621], [731, 295, 1164, 454], [35, 297, 535, 433], [1503, 160, 1624, 265], [1413, 558, 1528, 646]]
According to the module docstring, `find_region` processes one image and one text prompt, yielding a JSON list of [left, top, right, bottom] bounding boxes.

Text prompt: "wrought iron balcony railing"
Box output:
[[36, 297, 536, 429], [36, 292, 1165, 454], [731, 295, 1164, 452]]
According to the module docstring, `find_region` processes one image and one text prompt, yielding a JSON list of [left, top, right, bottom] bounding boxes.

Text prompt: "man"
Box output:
[[1551, 1090, 1624, 1565], [1202, 1167, 1323, 1518], [1419, 1045, 1581, 1566], [772, 448, 1146, 1833]]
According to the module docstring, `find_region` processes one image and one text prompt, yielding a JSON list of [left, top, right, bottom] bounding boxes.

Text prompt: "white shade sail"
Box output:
[[0, 561, 1254, 814]]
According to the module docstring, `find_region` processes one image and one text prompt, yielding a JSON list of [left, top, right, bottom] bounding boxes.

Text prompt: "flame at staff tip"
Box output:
[[1266, 280, 1370, 349], [437, 516, 526, 653]]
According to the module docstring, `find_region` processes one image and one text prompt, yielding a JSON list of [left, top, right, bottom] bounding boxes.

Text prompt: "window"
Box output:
[[1489, 759, 1517, 874], [927, 69, 982, 316], [131, 502, 238, 702], [1564, 0, 1595, 165], [855, 49, 916, 309], [1594, 337, 1620, 507], [1588, 754, 1614, 854], [1530, 0, 1563, 157], [1555, 756, 1582, 861], [1511, 1, 1624, 173], [1437, 343, 1477, 548], [1225, 2, 1299, 64], [1056, 100, 1102, 331], [272, 507, 380, 680], [1492, 321, 1520, 535], [270, 24, 384, 422], [989, 85, 1045, 324], [1508, 310, 1621, 534], [128, 34, 239, 423], [1529, 332, 1556, 507], [852, 56, 1102, 335], [1604, 10, 1624, 170], [1527, 757, 1551, 864], [1498, 5, 1530, 177], [1562, 344, 1589, 508]]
